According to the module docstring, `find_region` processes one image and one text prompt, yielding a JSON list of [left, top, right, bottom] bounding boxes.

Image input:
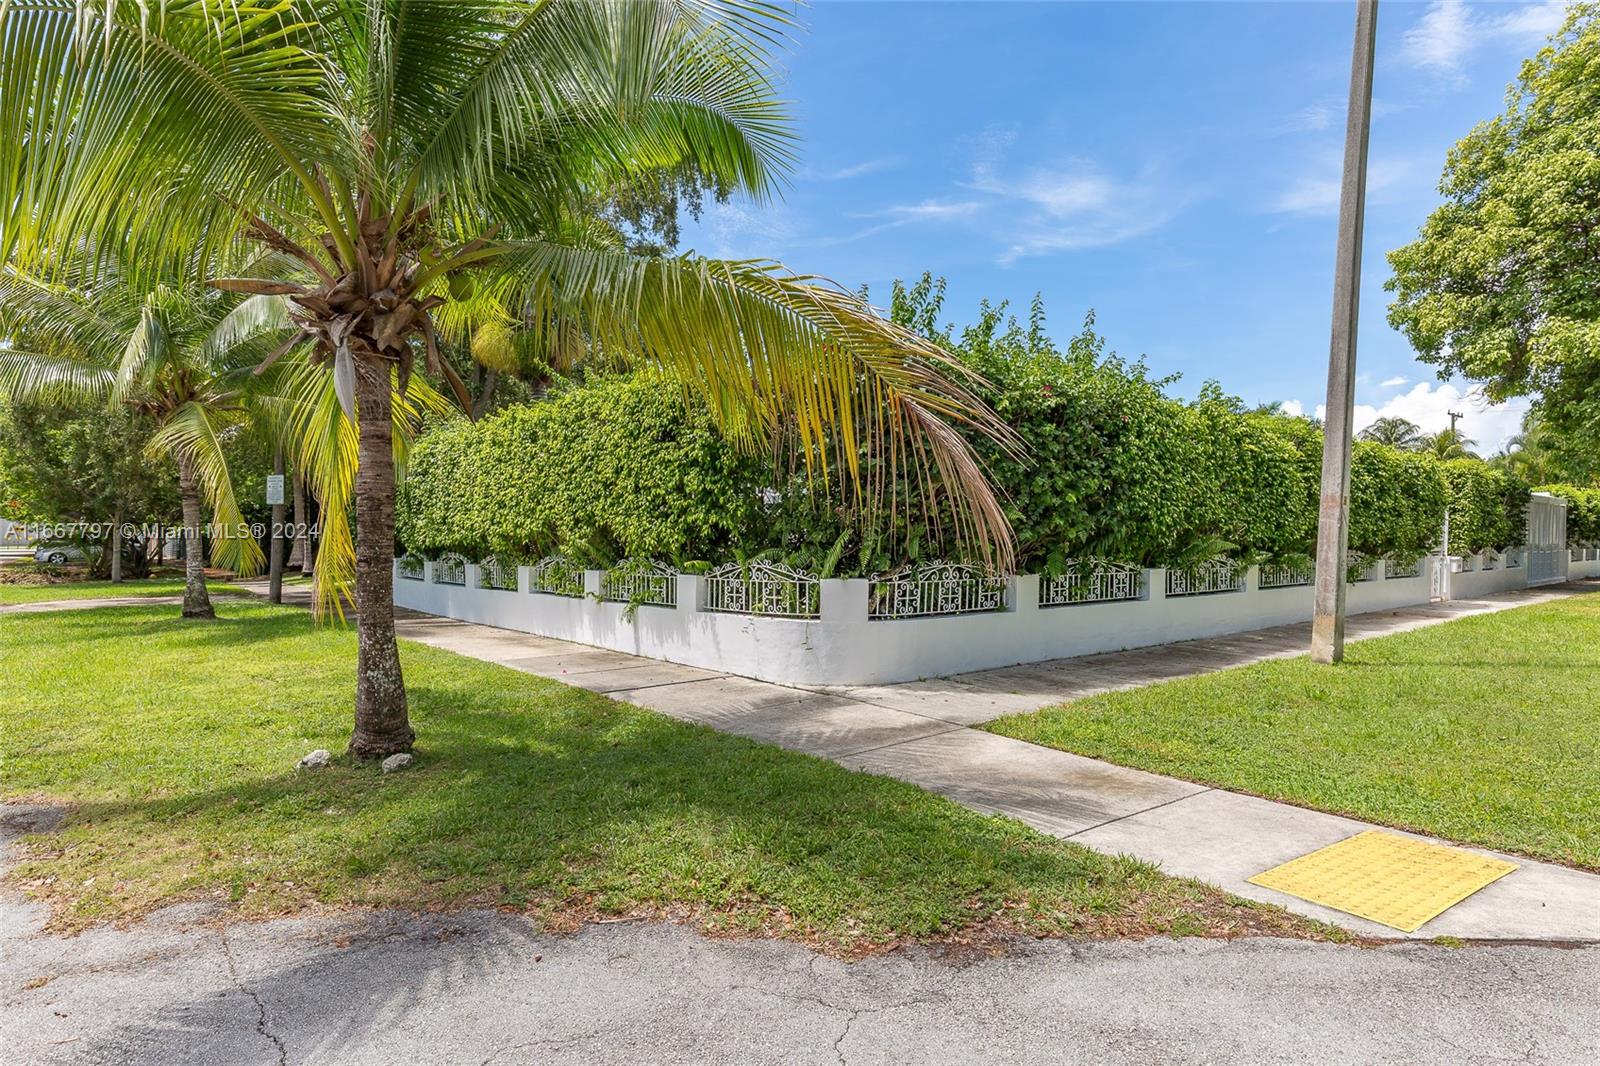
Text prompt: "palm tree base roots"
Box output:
[[346, 728, 415, 760]]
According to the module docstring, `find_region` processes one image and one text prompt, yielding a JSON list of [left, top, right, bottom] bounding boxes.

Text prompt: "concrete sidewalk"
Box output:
[[386, 584, 1600, 942]]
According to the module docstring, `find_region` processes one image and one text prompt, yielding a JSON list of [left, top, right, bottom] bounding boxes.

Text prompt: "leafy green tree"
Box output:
[[0, 2, 1013, 756], [1496, 409, 1600, 486], [0, 399, 177, 576], [1387, 5, 1600, 454], [0, 260, 280, 615]]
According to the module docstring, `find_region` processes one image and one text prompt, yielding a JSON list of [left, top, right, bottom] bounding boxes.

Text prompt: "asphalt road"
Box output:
[[6, 889, 1599, 1066]]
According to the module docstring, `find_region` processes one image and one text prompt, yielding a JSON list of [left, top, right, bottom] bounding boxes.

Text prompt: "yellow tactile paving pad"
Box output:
[[1247, 830, 1518, 933]]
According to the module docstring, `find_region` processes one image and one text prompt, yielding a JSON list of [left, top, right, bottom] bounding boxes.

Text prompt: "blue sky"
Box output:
[[680, 0, 1569, 450]]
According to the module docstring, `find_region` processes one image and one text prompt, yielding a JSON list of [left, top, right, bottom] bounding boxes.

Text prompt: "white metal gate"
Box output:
[[1526, 492, 1569, 586]]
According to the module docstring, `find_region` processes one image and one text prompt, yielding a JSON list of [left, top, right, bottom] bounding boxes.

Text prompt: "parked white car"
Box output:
[[33, 544, 88, 565]]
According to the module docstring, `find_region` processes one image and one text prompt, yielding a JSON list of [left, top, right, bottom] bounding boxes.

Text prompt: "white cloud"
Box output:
[[1379, 375, 1409, 388], [1009, 171, 1115, 215], [968, 161, 1177, 264], [692, 200, 797, 259], [1272, 175, 1343, 215], [810, 199, 982, 247], [875, 199, 982, 221], [813, 158, 901, 181], [1281, 399, 1307, 418], [1404, 0, 1473, 72], [1307, 380, 1531, 452], [1276, 103, 1335, 134], [1270, 156, 1416, 215], [1403, 1, 1565, 78]]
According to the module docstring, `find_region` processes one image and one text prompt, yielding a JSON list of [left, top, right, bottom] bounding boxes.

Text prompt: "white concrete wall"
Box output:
[[1568, 550, 1600, 581], [1445, 552, 1538, 600], [393, 553, 1558, 686]]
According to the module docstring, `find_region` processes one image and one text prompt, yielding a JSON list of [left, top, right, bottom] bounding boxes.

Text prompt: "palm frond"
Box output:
[[201, 293, 295, 366], [492, 242, 1021, 567], [112, 297, 173, 405], [145, 400, 268, 577], [279, 358, 457, 618], [0, 0, 341, 277], [406, 0, 794, 210], [0, 348, 115, 403], [0, 261, 131, 357]]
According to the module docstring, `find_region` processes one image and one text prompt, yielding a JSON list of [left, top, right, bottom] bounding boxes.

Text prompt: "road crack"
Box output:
[[219, 927, 287, 1066]]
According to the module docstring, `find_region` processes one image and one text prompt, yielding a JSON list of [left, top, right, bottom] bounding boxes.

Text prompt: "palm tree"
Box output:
[[1419, 427, 1479, 461], [0, 252, 452, 618], [1358, 416, 1424, 450], [0, 259, 277, 616], [0, 1, 1016, 757]]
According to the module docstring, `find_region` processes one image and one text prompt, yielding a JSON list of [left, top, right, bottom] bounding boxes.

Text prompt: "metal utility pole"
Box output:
[[1447, 410, 1463, 433], [1311, 0, 1379, 664]]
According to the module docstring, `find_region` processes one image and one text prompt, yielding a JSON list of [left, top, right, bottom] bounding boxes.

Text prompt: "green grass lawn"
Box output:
[[987, 593, 1600, 870], [0, 577, 247, 604], [0, 603, 1332, 952]]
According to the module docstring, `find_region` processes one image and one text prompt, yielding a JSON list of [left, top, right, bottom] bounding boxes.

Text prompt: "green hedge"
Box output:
[[1349, 443, 1449, 561], [397, 306, 1528, 573], [1536, 483, 1600, 544], [1442, 460, 1529, 554], [397, 374, 770, 564]]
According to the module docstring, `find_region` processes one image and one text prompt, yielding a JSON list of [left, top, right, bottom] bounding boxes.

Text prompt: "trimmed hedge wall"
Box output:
[[397, 374, 770, 564], [1350, 443, 1450, 560], [1442, 460, 1530, 554], [398, 371, 1529, 573]]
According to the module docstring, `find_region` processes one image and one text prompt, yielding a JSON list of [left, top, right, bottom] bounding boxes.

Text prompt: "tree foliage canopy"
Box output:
[[1387, 4, 1600, 452]]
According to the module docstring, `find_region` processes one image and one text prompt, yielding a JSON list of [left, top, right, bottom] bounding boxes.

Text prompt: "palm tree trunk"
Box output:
[[348, 356, 413, 758], [176, 453, 214, 620], [110, 502, 123, 583]]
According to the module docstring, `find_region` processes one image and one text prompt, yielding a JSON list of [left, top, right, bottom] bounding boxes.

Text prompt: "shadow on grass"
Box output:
[[12, 665, 1235, 969], [45, 684, 1144, 933], [6, 600, 1332, 968]]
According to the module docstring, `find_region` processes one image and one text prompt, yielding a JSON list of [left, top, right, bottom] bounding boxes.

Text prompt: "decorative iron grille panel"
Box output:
[[1386, 556, 1422, 578], [600, 560, 677, 608], [477, 556, 518, 591], [1504, 550, 1523, 569], [1480, 551, 1498, 572], [433, 554, 466, 586], [527, 555, 585, 597], [1347, 553, 1376, 583], [1039, 561, 1143, 606], [397, 555, 425, 581], [705, 562, 820, 618], [1164, 558, 1244, 597], [868, 562, 1008, 620], [1258, 561, 1313, 589]]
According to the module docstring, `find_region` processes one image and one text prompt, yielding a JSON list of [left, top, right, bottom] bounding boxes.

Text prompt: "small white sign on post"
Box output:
[[266, 474, 286, 507]]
